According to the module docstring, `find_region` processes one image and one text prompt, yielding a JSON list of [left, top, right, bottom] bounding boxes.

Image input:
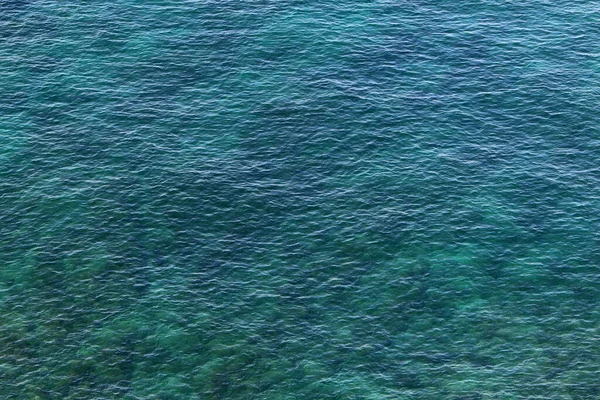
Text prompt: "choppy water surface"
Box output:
[[1, 1, 600, 398]]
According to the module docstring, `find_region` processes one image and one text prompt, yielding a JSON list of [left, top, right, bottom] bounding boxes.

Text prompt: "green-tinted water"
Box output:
[[1, 1, 600, 398]]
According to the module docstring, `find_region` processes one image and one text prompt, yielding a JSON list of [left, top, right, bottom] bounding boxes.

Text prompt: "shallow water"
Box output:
[[1, 1, 600, 399]]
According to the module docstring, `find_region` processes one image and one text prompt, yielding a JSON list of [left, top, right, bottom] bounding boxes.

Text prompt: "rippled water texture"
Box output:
[[1, 1, 600, 398]]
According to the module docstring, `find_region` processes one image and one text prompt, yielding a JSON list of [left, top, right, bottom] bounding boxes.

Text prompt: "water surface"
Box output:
[[1, 1, 600, 398]]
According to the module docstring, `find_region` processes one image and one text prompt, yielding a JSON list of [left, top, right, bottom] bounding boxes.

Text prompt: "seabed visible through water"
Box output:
[[1, 1, 600, 399]]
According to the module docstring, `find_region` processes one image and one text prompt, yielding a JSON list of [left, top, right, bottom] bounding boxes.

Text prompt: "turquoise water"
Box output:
[[1, 1, 600, 398]]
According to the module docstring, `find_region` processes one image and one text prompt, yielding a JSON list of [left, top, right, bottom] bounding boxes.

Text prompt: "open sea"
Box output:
[[1, 1, 600, 399]]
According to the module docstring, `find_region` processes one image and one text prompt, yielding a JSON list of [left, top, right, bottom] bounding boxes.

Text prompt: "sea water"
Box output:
[[1, 1, 600, 398]]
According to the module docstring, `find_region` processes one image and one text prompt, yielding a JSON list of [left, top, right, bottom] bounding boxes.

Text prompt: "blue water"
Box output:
[[1, 1, 600, 398]]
